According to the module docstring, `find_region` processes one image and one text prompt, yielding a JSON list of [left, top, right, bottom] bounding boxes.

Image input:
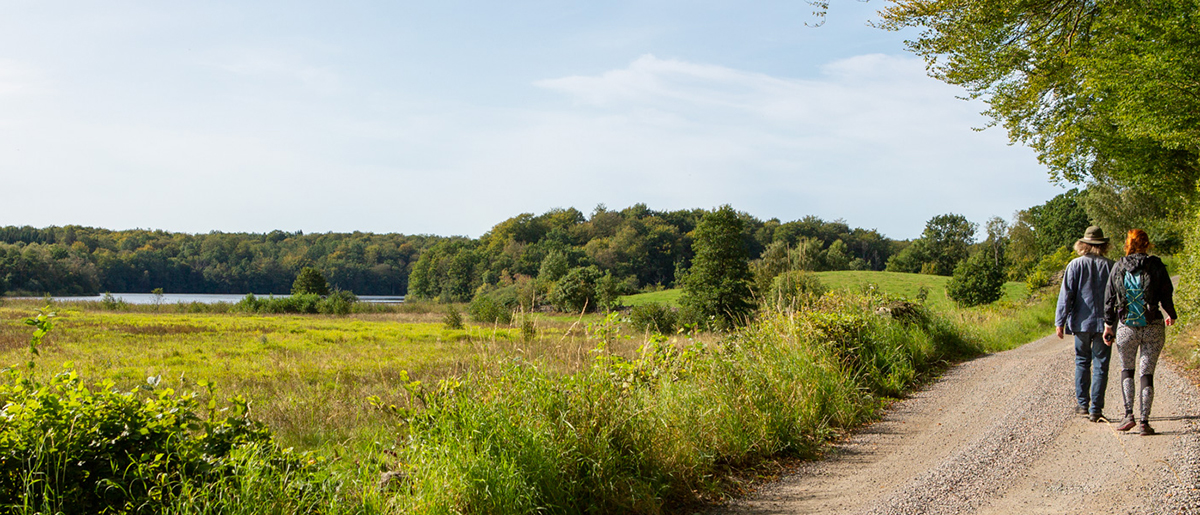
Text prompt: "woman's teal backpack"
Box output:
[[1123, 269, 1149, 327]]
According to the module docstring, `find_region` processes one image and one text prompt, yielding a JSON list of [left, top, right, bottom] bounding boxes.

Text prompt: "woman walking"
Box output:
[[1103, 229, 1177, 435]]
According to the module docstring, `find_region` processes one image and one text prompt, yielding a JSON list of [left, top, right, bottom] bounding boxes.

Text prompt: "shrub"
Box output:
[[99, 292, 128, 311], [317, 289, 357, 315], [0, 369, 337, 514], [469, 292, 513, 324], [629, 302, 677, 334], [444, 306, 464, 330], [764, 270, 826, 311], [549, 266, 603, 313], [1024, 245, 1075, 291], [946, 252, 1006, 307]]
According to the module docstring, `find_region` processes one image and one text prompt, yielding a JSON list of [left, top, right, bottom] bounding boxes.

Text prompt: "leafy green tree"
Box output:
[[291, 267, 329, 296], [879, 0, 1200, 210], [919, 214, 977, 276], [679, 206, 754, 330], [946, 252, 1006, 307], [537, 250, 569, 282]]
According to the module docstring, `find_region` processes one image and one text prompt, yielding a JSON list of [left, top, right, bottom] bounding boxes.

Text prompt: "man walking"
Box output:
[[1055, 226, 1114, 422]]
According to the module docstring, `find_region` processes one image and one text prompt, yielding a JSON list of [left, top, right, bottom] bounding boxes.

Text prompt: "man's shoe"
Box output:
[[1139, 422, 1156, 436], [1075, 405, 1089, 415], [1089, 412, 1104, 423], [1116, 416, 1137, 431]]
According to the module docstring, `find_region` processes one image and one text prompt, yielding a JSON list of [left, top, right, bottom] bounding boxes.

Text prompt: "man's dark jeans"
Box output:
[[1075, 332, 1111, 414]]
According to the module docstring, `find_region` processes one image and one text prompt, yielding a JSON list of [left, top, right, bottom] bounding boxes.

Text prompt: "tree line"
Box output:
[[0, 206, 893, 297], [1, 189, 1127, 313], [0, 227, 432, 296]]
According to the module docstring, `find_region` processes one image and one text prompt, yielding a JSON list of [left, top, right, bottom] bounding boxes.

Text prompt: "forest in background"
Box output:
[[2, 186, 1119, 307]]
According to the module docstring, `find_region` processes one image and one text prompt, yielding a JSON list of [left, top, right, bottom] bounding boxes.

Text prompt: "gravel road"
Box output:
[[716, 333, 1200, 514]]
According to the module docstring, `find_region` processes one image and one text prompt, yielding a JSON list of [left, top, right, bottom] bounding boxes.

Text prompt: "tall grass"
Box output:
[[1, 286, 1054, 513], [380, 289, 1048, 513]]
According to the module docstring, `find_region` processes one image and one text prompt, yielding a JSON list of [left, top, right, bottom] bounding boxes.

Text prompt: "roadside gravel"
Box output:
[[714, 334, 1200, 514]]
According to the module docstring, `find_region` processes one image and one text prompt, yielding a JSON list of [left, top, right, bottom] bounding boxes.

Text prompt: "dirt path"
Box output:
[[716, 334, 1200, 514]]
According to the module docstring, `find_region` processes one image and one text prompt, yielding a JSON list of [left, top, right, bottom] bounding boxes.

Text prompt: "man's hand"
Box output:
[[1055, 326, 1065, 339], [1166, 317, 1175, 327]]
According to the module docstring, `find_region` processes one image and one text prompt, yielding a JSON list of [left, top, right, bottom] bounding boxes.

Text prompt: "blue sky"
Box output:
[[0, 1, 1067, 240]]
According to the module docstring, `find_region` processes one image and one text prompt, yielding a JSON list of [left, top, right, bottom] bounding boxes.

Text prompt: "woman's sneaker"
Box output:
[[1116, 416, 1137, 431], [1138, 421, 1156, 436]]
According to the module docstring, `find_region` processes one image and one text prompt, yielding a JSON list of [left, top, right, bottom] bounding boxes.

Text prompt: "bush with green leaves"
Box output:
[[946, 252, 1007, 307], [468, 289, 514, 324], [1023, 246, 1075, 291], [318, 289, 357, 315], [629, 302, 677, 334], [763, 270, 826, 311], [443, 306, 464, 329], [549, 265, 603, 313], [233, 291, 357, 315], [2, 313, 337, 514]]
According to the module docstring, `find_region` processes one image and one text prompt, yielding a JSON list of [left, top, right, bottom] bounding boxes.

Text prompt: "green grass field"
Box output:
[[0, 272, 1055, 514], [620, 270, 1029, 311]]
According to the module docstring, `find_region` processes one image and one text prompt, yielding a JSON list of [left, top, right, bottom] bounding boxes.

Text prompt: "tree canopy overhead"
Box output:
[[880, 0, 1200, 208]]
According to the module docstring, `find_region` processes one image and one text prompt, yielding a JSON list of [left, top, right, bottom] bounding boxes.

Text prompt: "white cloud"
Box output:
[[0, 52, 1062, 240], [449, 54, 1064, 238]]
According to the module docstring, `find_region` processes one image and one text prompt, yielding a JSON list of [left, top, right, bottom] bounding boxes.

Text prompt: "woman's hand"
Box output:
[[1103, 325, 1116, 346], [1165, 317, 1175, 327]]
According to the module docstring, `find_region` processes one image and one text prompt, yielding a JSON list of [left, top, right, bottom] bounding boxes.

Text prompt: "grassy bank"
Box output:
[[619, 271, 1029, 312], [0, 278, 1055, 513]]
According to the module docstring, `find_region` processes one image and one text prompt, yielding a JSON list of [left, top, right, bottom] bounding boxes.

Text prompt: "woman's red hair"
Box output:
[[1125, 229, 1151, 255]]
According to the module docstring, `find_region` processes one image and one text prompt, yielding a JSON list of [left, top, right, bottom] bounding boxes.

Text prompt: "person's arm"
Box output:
[[1156, 259, 1178, 323], [1103, 261, 1121, 327], [1055, 261, 1075, 338]]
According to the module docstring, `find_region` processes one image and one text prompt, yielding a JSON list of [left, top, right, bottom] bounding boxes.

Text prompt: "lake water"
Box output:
[[31, 293, 405, 305]]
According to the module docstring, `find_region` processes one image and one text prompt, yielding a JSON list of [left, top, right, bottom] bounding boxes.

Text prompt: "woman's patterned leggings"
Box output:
[[1115, 322, 1166, 422]]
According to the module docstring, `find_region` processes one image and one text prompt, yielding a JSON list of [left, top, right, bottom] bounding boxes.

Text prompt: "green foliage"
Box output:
[[946, 252, 1006, 307], [885, 241, 925, 274], [679, 206, 755, 330], [1024, 246, 1077, 292], [468, 289, 514, 324], [920, 214, 977, 276], [537, 250, 569, 282], [879, 0, 1200, 212], [764, 270, 827, 311], [548, 265, 604, 313], [291, 267, 330, 296], [233, 292, 357, 315], [1176, 209, 1200, 319], [443, 306, 464, 330], [2, 316, 337, 514], [629, 302, 678, 334], [385, 289, 1047, 512], [1083, 181, 1190, 254]]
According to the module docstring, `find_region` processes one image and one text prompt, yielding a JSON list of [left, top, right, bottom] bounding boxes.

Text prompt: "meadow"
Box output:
[[619, 270, 1030, 312], [0, 271, 1056, 513]]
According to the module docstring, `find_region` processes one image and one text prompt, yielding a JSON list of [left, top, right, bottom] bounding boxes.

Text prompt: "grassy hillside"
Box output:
[[620, 270, 1030, 311]]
